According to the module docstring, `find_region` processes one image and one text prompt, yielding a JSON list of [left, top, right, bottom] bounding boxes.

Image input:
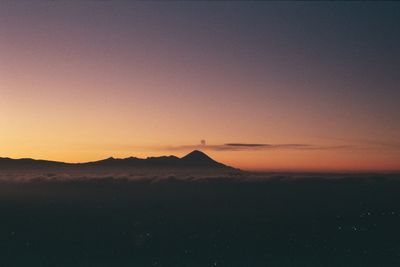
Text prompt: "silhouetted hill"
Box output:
[[181, 150, 227, 167], [0, 151, 237, 172], [0, 157, 67, 169]]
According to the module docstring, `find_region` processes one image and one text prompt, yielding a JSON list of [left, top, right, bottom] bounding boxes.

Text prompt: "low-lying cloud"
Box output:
[[162, 143, 353, 152]]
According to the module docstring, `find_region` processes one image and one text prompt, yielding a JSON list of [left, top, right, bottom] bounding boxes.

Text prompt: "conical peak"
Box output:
[[181, 150, 216, 162]]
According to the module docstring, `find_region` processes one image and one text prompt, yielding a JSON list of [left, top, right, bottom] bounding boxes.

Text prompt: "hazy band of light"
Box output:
[[1, 1, 399, 171]]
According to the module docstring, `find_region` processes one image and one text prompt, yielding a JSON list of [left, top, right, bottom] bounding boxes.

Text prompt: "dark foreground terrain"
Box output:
[[1, 173, 400, 267]]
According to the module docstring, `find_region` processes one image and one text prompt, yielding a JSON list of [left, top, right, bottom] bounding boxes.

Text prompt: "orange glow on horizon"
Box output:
[[1, 2, 399, 172]]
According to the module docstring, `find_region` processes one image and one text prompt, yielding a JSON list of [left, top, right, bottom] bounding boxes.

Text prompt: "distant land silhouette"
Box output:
[[0, 150, 238, 172]]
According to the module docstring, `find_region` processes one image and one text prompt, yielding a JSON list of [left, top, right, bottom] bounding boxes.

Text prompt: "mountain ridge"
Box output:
[[0, 150, 238, 172]]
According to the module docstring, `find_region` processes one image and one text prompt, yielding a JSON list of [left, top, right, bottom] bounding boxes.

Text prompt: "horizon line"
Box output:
[[1, 153, 400, 174]]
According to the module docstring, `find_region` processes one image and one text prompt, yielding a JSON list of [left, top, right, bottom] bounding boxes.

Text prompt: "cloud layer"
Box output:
[[162, 143, 353, 152]]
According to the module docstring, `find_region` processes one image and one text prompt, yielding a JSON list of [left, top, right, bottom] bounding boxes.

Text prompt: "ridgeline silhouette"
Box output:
[[0, 150, 237, 172]]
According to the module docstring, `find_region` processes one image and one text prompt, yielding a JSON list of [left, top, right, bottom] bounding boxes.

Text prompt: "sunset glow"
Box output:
[[1, 2, 399, 171]]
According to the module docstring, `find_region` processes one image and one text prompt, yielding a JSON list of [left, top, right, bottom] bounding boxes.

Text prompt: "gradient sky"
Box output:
[[1, 1, 400, 171]]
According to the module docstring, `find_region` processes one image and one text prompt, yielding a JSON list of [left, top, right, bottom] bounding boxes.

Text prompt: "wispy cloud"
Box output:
[[225, 143, 271, 147], [80, 142, 355, 153], [161, 143, 353, 152]]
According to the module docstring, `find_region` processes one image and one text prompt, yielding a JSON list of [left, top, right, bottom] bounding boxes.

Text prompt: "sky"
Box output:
[[1, 1, 400, 171]]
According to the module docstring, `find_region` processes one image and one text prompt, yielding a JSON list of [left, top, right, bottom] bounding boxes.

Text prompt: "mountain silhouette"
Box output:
[[181, 150, 225, 167], [0, 150, 237, 172]]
